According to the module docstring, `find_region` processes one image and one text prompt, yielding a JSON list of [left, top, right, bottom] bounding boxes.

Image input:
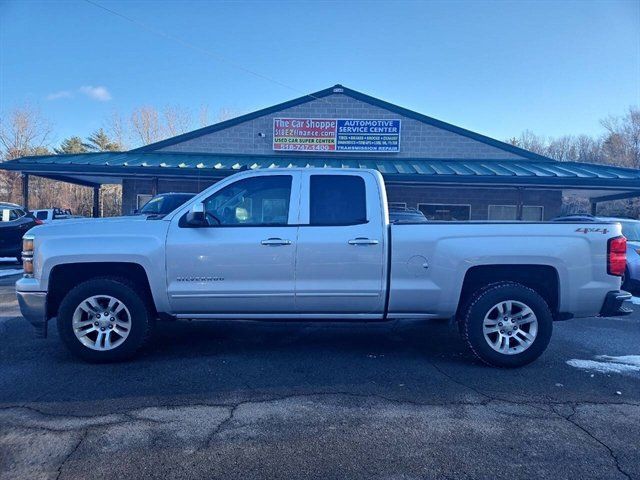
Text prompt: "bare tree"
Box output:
[[198, 104, 210, 128], [601, 107, 640, 168], [0, 105, 53, 204], [130, 106, 163, 145], [0, 104, 52, 160], [546, 136, 577, 161], [106, 111, 130, 150], [163, 105, 193, 137], [507, 130, 548, 156], [216, 106, 241, 123], [573, 135, 601, 164]]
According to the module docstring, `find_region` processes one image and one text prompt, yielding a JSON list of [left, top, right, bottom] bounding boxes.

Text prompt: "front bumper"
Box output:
[[16, 291, 48, 338], [599, 290, 632, 317]]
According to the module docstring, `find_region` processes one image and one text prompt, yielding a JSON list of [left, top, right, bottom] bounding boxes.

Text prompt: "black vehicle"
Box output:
[[388, 206, 429, 224], [134, 192, 196, 216], [0, 203, 40, 263]]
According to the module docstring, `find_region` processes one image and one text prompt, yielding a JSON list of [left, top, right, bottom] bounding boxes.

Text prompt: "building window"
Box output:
[[418, 203, 471, 221], [488, 205, 517, 220], [388, 202, 407, 209], [136, 194, 153, 210], [488, 205, 544, 221], [523, 206, 544, 221]]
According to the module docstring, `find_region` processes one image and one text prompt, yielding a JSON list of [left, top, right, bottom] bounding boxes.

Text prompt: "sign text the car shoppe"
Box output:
[[273, 118, 401, 152]]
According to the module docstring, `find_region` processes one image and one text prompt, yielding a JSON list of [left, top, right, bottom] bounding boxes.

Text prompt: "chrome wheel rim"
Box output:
[[72, 295, 132, 351], [482, 300, 538, 355]]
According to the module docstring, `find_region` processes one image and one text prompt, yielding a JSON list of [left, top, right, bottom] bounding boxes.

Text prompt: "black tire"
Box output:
[[57, 277, 154, 362], [459, 281, 553, 368]]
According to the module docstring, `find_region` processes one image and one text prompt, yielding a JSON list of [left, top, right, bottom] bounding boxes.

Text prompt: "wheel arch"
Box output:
[[457, 264, 560, 318], [47, 262, 157, 319]]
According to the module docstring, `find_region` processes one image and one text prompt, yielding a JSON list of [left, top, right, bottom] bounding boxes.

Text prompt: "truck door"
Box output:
[[166, 172, 300, 314], [295, 172, 386, 316]]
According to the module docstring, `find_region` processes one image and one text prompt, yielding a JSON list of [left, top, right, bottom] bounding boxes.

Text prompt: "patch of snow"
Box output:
[[0, 269, 23, 278], [0, 257, 20, 263], [628, 296, 640, 305], [567, 355, 640, 374], [596, 355, 640, 367]]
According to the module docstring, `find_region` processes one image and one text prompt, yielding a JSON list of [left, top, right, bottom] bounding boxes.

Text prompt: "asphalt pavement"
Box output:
[[0, 272, 639, 480]]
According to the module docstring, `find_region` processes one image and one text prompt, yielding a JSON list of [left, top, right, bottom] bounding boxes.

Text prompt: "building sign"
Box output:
[[273, 118, 401, 152]]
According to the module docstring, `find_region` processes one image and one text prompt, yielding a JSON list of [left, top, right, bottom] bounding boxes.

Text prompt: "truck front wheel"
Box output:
[[57, 277, 154, 362], [459, 282, 553, 368]]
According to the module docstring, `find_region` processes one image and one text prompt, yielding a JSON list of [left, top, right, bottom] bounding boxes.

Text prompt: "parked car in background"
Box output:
[[31, 208, 79, 223], [16, 169, 631, 367], [0, 203, 41, 263], [134, 192, 195, 217], [553, 214, 640, 291], [388, 206, 428, 224]]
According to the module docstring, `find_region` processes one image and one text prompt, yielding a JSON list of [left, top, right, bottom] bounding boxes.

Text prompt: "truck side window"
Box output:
[[203, 175, 292, 226], [310, 175, 367, 225]]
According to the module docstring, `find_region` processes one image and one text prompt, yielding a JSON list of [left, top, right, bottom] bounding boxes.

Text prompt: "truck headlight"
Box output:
[[22, 234, 35, 277]]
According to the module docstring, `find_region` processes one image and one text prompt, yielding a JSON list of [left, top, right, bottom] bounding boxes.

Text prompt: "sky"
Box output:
[[0, 0, 639, 148]]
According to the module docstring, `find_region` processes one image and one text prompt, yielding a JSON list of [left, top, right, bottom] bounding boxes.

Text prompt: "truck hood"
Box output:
[[27, 215, 166, 237]]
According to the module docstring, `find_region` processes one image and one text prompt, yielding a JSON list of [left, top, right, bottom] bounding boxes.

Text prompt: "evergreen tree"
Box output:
[[86, 128, 121, 152], [31, 146, 51, 156], [54, 136, 88, 154]]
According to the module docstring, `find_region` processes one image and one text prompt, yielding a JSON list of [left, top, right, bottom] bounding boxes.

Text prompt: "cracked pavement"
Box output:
[[0, 274, 639, 480]]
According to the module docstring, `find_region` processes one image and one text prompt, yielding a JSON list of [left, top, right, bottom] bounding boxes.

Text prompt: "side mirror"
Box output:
[[185, 202, 206, 227]]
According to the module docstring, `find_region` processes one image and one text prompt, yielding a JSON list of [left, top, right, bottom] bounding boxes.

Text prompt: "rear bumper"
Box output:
[[16, 291, 48, 338], [599, 290, 632, 317]]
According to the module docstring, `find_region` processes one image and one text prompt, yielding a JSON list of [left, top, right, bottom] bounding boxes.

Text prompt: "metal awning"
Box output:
[[2, 152, 640, 203]]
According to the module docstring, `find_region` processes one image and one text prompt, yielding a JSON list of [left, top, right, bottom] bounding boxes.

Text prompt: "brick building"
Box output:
[[2, 85, 640, 217]]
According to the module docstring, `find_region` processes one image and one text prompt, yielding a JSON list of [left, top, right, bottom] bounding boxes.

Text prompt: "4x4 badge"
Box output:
[[575, 227, 609, 234]]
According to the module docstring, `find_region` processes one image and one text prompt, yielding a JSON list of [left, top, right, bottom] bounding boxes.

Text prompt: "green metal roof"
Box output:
[[2, 152, 640, 194]]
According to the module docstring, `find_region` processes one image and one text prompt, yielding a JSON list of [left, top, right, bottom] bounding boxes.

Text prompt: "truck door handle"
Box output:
[[261, 238, 292, 246], [348, 237, 379, 245]]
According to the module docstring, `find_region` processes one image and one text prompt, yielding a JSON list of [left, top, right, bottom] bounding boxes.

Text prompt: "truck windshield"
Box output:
[[141, 194, 195, 215], [620, 222, 640, 242]]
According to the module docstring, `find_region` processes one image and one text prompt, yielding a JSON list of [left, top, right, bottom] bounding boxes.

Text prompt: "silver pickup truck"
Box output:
[[16, 168, 631, 367]]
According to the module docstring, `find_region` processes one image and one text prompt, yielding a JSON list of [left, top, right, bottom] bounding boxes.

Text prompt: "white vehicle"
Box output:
[[16, 168, 631, 366], [30, 208, 77, 223]]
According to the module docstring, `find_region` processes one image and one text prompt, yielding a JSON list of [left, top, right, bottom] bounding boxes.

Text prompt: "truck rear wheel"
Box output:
[[57, 277, 154, 362], [459, 282, 552, 368]]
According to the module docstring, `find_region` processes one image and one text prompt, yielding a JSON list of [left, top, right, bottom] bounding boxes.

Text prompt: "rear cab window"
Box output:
[[309, 175, 367, 226]]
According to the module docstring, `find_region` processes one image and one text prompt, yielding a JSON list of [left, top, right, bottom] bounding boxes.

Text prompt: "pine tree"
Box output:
[[86, 128, 121, 152], [54, 136, 88, 154]]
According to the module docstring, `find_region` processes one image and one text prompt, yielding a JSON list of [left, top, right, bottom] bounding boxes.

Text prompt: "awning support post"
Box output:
[[590, 202, 597, 216], [21, 173, 29, 210], [516, 187, 524, 221], [92, 185, 100, 218]]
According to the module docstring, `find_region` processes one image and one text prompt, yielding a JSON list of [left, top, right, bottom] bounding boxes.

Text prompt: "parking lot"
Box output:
[[0, 265, 639, 480]]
